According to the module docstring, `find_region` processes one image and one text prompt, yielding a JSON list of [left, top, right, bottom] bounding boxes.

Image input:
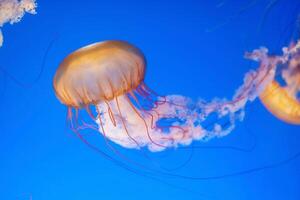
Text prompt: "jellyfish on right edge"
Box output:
[[259, 42, 300, 124]]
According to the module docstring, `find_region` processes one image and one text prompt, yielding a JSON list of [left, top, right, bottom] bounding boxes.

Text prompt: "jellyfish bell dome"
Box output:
[[53, 40, 146, 108]]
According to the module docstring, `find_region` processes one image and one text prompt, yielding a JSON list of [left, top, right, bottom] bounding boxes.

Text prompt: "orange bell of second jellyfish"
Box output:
[[259, 81, 300, 124], [259, 46, 300, 125]]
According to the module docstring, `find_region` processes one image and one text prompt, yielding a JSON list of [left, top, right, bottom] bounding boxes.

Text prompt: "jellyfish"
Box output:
[[0, 0, 37, 47], [259, 44, 300, 124], [53, 40, 204, 152], [53, 40, 300, 152]]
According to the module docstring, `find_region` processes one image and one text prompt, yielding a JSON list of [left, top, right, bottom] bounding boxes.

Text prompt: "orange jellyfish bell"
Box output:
[[259, 49, 300, 125], [259, 81, 300, 124], [53, 40, 146, 108]]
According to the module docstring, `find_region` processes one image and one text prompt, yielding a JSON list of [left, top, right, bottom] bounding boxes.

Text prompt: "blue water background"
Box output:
[[0, 0, 300, 199]]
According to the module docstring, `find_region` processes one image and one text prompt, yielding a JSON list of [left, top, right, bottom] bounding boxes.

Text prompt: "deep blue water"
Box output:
[[0, 0, 300, 199]]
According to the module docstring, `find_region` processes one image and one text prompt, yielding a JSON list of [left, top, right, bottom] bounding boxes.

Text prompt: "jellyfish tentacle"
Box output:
[[104, 100, 117, 127], [114, 95, 192, 171], [141, 83, 186, 108], [130, 90, 183, 146], [69, 121, 147, 178], [85, 105, 96, 121], [0, 34, 57, 88], [66, 107, 75, 129], [136, 89, 188, 141], [124, 94, 169, 149], [115, 96, 142, 148], [97, 111, 160, 173]]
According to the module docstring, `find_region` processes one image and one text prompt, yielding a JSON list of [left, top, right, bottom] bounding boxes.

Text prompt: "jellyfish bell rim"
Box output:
[[53, 40, 147, 108], [53, 82, 145, 109]]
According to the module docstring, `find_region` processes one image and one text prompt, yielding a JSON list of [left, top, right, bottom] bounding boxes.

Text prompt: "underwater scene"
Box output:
[[0, 0, 300, 199]]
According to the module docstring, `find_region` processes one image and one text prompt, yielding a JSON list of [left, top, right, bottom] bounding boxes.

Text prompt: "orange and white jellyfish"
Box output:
[[53, 40, 300, 152], [53, 41, 205, 151]]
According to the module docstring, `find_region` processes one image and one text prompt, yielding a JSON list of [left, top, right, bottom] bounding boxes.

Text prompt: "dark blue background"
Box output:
[[0, 0, 300, 199]]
